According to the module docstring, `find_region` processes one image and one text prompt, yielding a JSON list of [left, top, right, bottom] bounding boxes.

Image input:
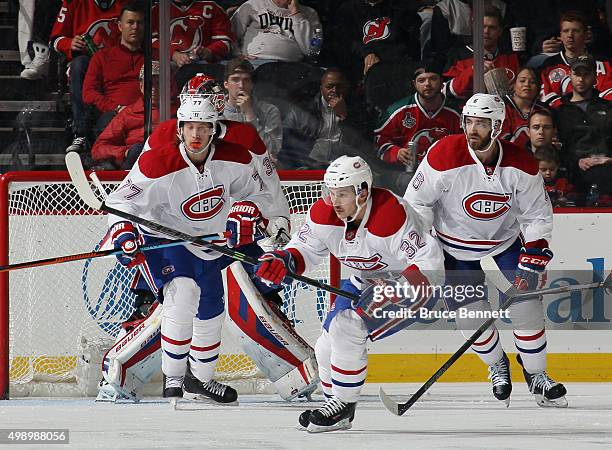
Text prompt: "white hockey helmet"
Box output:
[[461, 93, 506, 141], [324, 155, 372, 196]]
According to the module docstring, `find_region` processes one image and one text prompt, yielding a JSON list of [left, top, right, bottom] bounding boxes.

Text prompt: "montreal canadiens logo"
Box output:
[[463, 191, 512, 221], [181, 185, 225, 221], [340, 254, 388, 271]]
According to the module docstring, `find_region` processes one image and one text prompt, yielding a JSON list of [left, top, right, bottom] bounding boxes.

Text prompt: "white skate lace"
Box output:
[[203, 379, 227, 397], [488, 358, 510, 387], [317, 397, 346, 418], [530, 371, 556, 394], [165, 375, 184, 389]]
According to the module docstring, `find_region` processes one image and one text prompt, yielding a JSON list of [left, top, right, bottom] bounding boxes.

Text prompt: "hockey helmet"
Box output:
[[324, 156, 372, 200], [461, 93, 506, 141]]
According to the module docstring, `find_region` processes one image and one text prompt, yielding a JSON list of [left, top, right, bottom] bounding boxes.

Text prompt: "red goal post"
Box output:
[[0, 170, 340, 399]]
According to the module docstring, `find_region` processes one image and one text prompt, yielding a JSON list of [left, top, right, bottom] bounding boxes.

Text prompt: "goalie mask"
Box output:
[[323, 156, 372, 222], [461, 93, 506, 153]]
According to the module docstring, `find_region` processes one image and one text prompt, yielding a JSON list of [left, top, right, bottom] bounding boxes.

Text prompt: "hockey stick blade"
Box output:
[[379, 387, 403, 416], [65, 152, 358, 302], [66, 151, 104, 210]]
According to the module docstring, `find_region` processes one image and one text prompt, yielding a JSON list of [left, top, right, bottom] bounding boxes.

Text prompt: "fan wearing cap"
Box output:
[[374, 60, 461, 190], [554, 54, 612, 201], [103, 74, 290, 404], [222, 58, 282, 162], [255, 155, 444, 432], [404, 92, 568, 408]]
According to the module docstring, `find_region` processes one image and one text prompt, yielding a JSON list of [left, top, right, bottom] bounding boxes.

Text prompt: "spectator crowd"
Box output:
[[11, 0, 612, 206]]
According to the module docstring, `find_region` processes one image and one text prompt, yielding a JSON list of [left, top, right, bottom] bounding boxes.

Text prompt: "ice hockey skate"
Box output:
[[306, 397, 356, 433], [182, 365, 238, 405], [488, 352, 512, 406], [517, 355, 568, 408]]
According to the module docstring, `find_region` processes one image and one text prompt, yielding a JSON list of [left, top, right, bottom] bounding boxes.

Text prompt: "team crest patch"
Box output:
[[463, 191, 512, 221], [181, 185, 226, 221], [162, 265, 175, 275], [549, 67, 567, 83], [363, 17, 391, 44], [402, 112, 416, 129]]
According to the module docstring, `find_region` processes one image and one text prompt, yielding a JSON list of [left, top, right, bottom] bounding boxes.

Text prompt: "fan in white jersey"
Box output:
[[104, 78, 290, 404], [404, 93, 567, 408], [255, 155, 445, 432]]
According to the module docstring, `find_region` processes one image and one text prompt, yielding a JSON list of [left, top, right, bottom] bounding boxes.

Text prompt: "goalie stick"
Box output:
[[65, 152, 357, 302], [379, 255, 606, 416]]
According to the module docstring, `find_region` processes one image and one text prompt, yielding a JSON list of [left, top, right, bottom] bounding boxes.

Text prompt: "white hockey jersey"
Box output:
[[403, 134, 553, 261], [285, 188, 444, 288], [106, 132, 290, 261], [144, 120, 284, 214], [230, 0, 321, 61]]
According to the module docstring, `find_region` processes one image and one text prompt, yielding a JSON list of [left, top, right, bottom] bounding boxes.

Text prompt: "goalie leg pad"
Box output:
[[454, 300, 504, 366], [161, 277, 199, 377], [328, 309, 368, 403], [510, 299, 547, 374], [102, 303, 162, 401], [189, 313, 224, 382], [225, 262, 319, 400]]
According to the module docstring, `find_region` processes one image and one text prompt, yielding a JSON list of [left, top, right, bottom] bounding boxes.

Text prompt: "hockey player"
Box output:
[[144, 73, 285, 248], [404, 93, 567, 408], [255, 156, 445, 432], [104, 78, 290, 404]]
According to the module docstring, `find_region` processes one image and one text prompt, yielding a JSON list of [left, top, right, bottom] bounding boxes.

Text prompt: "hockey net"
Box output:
[[0, 170, 338, 398]]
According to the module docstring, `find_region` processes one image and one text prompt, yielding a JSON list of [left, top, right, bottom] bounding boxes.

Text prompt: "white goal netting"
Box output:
[[2, 171, 336, 397]]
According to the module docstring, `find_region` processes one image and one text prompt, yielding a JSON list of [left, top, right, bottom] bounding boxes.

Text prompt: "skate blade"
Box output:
[[182, 392, 239, 406], [307, 419, 352, 433], [295, 424, 309, 432], [535, 394, 568, 408]]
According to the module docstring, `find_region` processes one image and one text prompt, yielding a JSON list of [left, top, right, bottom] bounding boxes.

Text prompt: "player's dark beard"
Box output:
[[469, 135, 492, 151]]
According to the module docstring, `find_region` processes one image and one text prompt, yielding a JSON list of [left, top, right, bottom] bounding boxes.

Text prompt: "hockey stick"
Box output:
[[65, 152, 357, 301], [0, 235, 223, 274], [378, 255, 605, 416]]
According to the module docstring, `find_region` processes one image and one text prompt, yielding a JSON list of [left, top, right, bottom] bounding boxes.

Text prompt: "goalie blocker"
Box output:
[[100, 262, 318, 401]]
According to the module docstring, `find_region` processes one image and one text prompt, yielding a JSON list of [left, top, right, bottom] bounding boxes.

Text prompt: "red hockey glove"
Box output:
[[226, 201, 262, 248], [255, 250, 296, 287]]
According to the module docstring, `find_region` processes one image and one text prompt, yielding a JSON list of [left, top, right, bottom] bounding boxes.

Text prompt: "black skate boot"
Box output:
[[488, 352, 512, 406], [163, 374, 184, 398], [307, 397, 356, 433], [182, 365, 238, 405], [297, 410, 312, 431], [517, 355, 568, 408]]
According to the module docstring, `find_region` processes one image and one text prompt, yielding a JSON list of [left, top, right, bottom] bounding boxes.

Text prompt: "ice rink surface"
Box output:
[[1, 383, 611, 449]]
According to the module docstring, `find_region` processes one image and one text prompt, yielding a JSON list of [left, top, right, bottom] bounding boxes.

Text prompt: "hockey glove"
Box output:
[[255, 250, 296, 287], [514, 240, 553, 292], [226, 201, 263, 248], [110, 221, 145, 268]]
